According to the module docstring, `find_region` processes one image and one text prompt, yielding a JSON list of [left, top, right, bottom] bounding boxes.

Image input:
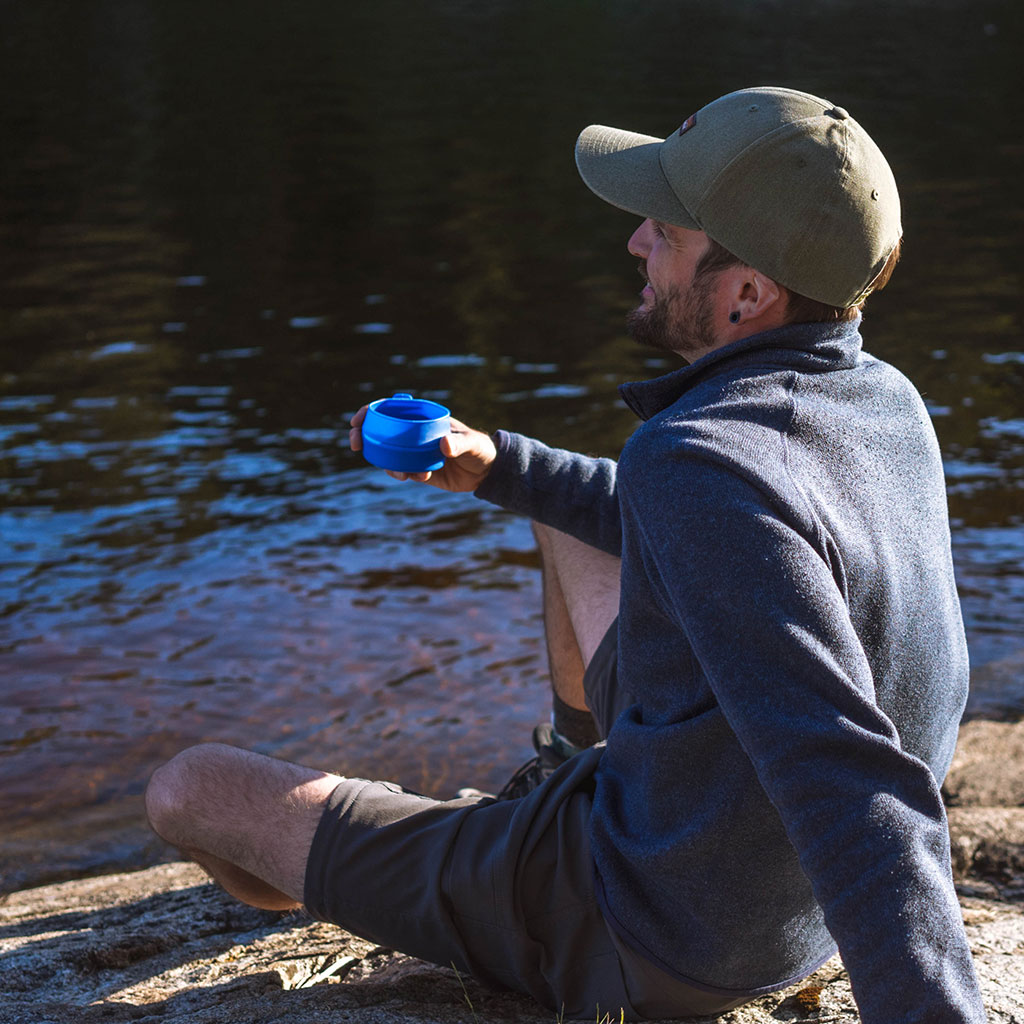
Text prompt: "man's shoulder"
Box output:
[[625, 363, 800, 453], [618, 389, 797, 519]]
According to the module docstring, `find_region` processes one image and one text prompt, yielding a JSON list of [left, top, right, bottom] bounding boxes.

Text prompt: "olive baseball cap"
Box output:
[[575, 86, 901, 308]]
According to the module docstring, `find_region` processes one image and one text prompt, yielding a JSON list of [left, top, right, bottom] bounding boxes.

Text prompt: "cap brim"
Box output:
[[575, 125, 700, 230]]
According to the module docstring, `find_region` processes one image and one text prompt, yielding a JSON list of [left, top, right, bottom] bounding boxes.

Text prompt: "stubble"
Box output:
[[626, 263, 718, 362]]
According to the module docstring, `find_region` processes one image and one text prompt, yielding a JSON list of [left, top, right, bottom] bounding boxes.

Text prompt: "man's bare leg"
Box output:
[[145, 742, 341, 910], [531, 521, 621, 738]]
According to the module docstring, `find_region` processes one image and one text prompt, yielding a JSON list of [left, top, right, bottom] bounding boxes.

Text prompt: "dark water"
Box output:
[[1, 0, 1022, 892]]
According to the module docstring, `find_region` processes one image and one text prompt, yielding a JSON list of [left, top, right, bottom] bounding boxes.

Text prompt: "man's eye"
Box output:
[[652, 222, 665, 237]]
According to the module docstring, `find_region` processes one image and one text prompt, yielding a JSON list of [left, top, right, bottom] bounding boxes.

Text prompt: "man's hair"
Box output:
[[693, 237, 902, 324]]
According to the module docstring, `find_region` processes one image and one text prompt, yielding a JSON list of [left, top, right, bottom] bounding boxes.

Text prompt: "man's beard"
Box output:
[[626, 268, 717, 361]]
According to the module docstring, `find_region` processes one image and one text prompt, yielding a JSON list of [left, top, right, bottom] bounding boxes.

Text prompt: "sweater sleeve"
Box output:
[[625, 453, 986, 1024], [473, 430, 623, 556]]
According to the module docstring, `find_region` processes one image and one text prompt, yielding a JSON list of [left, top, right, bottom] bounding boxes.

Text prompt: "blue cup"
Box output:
[[361, 393, 451, 473]]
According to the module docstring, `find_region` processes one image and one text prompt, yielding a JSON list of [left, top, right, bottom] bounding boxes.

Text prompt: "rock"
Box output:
[[948, 807, 1024, 889], [2, 721, 1023, 1023], [0, 859, 1021, 1024], [943, 718, 1024, 900], [944, 720, 1024, 807]]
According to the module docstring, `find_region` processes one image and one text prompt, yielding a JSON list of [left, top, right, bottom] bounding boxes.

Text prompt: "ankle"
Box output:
[[552, 694, 600, 751]]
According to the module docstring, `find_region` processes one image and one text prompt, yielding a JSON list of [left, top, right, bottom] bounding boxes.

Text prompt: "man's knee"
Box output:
[[145, 742, 237, 846]]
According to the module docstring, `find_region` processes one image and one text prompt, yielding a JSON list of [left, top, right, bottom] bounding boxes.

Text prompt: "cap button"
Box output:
[[827, 106, 850, 120]]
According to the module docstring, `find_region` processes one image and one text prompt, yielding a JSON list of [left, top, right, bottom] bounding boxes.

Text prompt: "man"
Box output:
[[145, 87, 987, 1022]]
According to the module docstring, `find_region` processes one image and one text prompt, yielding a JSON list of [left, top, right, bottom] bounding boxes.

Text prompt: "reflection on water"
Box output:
[[1, 0, 1022, 891], [2, 476, 550, 890]]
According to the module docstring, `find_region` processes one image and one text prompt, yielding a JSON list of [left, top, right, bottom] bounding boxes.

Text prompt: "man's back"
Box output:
[[591, 317, 969, 997]]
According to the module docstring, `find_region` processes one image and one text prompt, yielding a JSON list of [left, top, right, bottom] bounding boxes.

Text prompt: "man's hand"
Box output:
[[349, 406, 498, 492]]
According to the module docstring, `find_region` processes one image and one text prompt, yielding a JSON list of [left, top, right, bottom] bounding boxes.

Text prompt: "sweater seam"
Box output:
[[779, 372, 831, 567]]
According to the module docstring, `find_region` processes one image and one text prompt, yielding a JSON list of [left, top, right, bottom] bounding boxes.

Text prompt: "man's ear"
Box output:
[[738, 271, 783, 320]]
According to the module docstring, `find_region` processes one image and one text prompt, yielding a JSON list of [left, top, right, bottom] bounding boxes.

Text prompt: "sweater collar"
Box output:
[[619, 316, 864, 422]]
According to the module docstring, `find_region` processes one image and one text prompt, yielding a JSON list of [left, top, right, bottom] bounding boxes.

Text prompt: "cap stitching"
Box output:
[[788, 120, 853, 299], [690, 115, 825, 212], [576, 128, 689, 225], [658, 146, 702, 228]]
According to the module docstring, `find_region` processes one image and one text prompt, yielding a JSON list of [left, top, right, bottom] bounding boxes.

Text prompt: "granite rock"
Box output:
[[2, 861, 1022, 1023], [944, 719, 1024, 808]]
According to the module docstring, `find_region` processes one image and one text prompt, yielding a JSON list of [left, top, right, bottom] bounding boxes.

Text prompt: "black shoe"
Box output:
[[457, 722, 577, 802]]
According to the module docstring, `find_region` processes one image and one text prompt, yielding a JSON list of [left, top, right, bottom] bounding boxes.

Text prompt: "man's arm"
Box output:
[[473, 431, 622, 555], [350, 409, 623, 555]]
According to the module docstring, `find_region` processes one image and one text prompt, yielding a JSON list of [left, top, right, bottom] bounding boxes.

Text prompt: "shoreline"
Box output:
[[1, 719, 1021, 1023], [4, 712, 1021, 901]]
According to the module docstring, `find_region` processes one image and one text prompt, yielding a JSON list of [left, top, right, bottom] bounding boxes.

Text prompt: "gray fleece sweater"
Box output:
[[474, 318, 986, 1024]]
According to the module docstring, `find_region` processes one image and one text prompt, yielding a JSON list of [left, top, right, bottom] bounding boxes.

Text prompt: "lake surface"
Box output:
[[1, 0, 1022, 892]]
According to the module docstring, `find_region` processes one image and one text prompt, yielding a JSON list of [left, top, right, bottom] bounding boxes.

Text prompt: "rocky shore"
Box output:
[[2, 720, 1022, 1024]]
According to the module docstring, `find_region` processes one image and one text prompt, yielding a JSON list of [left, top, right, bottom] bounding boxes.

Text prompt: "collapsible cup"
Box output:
[[361, 393, 450, 473]]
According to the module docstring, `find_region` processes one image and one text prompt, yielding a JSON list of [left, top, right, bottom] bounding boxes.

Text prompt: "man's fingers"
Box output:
[[385, 470, 432, 483], [441, 428, 485, 460], [348, 406, 369, 453]]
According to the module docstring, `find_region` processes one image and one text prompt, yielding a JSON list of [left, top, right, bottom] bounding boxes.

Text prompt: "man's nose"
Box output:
[[627, 219, 652, 258]]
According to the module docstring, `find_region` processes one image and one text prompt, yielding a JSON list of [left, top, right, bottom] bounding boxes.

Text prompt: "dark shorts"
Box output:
[[581, 614, 633, 735], [304, 619, 749, 1020]]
